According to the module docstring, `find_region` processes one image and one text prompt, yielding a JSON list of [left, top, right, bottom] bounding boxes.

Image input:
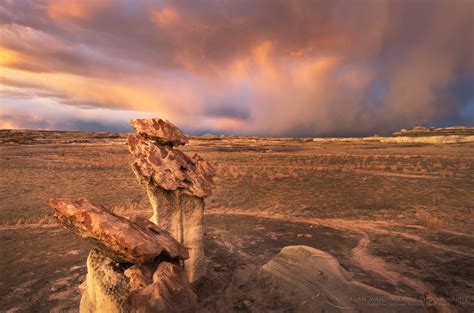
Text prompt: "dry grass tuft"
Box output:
[[419, 211, 443, 229], [7, 214, 57, 227], [111, 200, 150, 215]]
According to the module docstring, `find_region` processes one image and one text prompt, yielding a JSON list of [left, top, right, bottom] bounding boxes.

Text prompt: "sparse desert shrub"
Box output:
[[6, 214, 57, 227], [111, 200, 150, 215], [419, 211, 443, 229]]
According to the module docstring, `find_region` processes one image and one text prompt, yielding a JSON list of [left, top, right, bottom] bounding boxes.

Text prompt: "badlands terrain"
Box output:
[[0, 127, 473, 312]]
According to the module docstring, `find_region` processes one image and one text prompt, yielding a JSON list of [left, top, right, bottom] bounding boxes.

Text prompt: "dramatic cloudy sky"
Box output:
[[0, 0, 473, 136]]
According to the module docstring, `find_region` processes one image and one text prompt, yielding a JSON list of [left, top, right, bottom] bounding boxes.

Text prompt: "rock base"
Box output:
[[80, 249, 197, 313]]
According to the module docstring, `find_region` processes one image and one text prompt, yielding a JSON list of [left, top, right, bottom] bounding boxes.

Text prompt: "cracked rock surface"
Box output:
[[49, 198, 188, 264]]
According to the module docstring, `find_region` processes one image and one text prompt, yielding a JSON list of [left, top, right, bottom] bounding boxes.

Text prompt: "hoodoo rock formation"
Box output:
[[49, 198, 197, 313], [127, 118, 215, 284]]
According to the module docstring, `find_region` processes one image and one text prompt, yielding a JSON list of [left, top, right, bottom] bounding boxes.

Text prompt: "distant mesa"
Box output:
[[1, 124, 473, 146], [392, 126, 474, 137]]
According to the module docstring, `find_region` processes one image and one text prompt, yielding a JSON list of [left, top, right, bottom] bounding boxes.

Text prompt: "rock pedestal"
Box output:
[[49, 198, 197, 313], [146, 187, 206, 284], [128, 118, 214, 284]]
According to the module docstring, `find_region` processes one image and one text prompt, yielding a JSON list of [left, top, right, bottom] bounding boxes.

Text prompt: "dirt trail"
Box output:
[[352, 232, 428, 293]]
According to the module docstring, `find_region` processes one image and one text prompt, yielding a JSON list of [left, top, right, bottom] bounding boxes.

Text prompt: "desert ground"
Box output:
[[0, 130, 473, 312]]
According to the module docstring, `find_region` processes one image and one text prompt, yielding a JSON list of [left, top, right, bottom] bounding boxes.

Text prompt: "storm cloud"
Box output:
[[1, 0, 473, 135]]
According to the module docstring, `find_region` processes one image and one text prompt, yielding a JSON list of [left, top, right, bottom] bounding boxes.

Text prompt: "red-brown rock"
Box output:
[[130, 118, 188, 146], [128, 134, 215, 198], [127, 262, 198, 313], [48, 198, 188, 263], [124, 264, 153, 290]]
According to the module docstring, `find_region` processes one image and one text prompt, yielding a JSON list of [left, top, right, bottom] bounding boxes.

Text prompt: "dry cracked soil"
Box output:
[[0, 131, 473, 312]]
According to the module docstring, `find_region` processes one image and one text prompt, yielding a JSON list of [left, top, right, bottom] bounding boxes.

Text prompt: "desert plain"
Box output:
[[0, 129, 473, 312]]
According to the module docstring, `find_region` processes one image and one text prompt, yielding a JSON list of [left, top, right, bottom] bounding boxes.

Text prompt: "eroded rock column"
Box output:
[[127, 118, 215, 284]]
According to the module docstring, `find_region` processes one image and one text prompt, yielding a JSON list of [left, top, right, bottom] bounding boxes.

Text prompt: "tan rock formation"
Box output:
[[80, 250, 197, 313], [80, 249, 131, 313], [262, 245, 426, 313], [127, 118, 214, 283]]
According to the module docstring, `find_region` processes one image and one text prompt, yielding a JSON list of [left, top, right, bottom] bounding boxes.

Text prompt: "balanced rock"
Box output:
[[49, 198, 197, 313], [128, 118, 215, 284], [48, 198, 188, 263], [130, 118, 188, 146]]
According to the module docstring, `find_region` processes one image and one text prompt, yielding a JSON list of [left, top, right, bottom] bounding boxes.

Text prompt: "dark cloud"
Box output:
[[0, 0, 473, 136], [65, 119, 131, 132], [205, 105, 250, 120]]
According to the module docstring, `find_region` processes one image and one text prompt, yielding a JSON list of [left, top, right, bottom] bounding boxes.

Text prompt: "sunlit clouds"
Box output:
[[47, 0, 113, 22], [0, 0, 473, 135]]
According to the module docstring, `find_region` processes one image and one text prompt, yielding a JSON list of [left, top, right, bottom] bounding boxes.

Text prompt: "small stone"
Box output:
[[296, 233, 312, 238]]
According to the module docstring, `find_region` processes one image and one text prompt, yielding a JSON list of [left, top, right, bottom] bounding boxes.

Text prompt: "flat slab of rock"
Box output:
[[128, 134, 214, 198], [130, 118, 188, 146], [262, 245, 426, 313], [48, 198, 188, 263]]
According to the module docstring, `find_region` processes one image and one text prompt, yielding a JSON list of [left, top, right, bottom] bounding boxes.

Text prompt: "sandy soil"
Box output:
[[0, 133, 473, 312]]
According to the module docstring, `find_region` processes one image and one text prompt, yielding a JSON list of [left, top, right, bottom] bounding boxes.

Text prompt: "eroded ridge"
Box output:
[[127, 118, 215, 283]]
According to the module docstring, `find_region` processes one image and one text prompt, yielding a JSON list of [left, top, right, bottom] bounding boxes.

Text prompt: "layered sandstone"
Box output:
[[262, 246, 436, 313], [128, 118, 214, 283]]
